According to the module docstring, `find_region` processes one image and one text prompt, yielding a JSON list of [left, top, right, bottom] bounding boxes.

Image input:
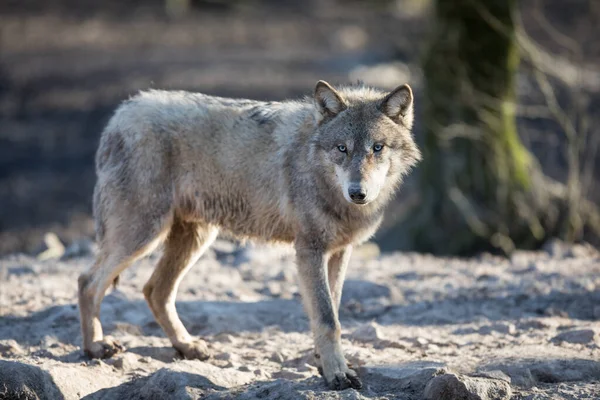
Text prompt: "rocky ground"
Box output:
[[1, 239, 600, 399]]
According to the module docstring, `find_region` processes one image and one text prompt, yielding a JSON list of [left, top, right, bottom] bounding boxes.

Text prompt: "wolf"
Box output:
[[78, 80, 421, 390]]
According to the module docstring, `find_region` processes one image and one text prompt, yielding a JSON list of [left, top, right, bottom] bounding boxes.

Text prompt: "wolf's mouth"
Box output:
[[350, 199, 369, 205]]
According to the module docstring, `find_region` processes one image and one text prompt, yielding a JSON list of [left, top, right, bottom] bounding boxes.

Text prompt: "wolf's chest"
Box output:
[[326, 213, 382, 250]]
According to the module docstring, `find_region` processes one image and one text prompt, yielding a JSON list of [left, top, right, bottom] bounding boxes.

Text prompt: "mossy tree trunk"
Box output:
[[383, 0, 594, 255]]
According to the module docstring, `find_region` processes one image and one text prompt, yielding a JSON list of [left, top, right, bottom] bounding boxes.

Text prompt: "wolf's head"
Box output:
[[311, 81, 421, 207]]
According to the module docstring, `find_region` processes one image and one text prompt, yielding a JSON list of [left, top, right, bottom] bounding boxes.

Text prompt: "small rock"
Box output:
[[36, 232, 65, 260], [424, 373, 512, 400], [360, 362, 444, 393], [551, 329, 597, 344], [253, 369, 262, 375], [269, 351, 285, 363], [108, 352, 139, 370], [350, 322, 384, 342], [175, 360, 256, 387], [500, 366, 535, 387]]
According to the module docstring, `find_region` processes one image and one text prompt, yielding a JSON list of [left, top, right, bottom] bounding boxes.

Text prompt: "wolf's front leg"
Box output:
[[295, 238, 362, 390]]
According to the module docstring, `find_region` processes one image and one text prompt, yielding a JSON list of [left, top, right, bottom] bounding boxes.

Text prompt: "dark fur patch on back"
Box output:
[[248, 104, 279, 133]]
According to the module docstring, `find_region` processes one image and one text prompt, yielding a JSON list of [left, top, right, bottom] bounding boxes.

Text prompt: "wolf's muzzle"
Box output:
[[348, 185, 368, 204]]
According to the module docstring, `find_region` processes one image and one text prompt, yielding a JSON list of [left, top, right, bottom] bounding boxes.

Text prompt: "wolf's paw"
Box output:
[[315, 352, 355, 378], [84, 337, 123, 359], [325, 368, 362, 391], [175, 339, 211, 360]]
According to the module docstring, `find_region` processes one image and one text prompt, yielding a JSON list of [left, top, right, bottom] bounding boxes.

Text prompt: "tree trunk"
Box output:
[[381, 0, 597, 255]]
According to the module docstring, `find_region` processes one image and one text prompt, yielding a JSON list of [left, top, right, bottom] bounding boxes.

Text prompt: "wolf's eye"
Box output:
[[373, 144, 383, 152], [337, 145, 347, 153]]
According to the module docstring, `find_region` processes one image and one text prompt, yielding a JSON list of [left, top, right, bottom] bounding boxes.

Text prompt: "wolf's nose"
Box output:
[[349, 187, 367, 202]]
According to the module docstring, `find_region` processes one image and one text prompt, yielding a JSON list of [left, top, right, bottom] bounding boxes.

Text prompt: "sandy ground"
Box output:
[[1, 239, 599, 399]]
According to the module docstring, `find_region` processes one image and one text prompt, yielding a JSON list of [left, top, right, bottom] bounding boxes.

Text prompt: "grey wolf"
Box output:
[[78, 80, 421, 390]]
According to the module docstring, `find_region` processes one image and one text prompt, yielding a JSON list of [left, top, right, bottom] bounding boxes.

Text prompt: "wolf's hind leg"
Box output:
[[143, 219, 218, 360], [79, 252, 127, 358], [79, 228, 166, 359]]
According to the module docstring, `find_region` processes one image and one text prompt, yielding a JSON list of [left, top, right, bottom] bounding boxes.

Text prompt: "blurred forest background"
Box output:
[[0, 0, 598, 256]]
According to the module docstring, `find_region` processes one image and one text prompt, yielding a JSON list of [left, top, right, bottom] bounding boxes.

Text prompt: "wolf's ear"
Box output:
[[380, 84, 413, 128], [314, 81, 347, 121]]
